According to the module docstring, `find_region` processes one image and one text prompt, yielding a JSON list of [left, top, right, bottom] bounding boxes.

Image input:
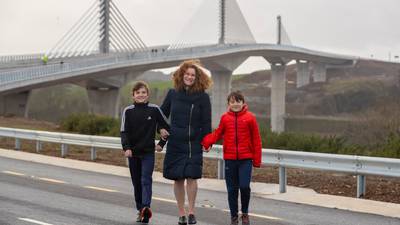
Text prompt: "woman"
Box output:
[[160, 59, 212, 225]]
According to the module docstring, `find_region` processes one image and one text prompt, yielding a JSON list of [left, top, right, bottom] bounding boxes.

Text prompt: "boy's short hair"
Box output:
[[227, 91, 245, 103], [132, 81, 150, 95]]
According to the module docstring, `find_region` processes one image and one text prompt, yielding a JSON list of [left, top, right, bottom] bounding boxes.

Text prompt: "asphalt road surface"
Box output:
[[0, 156, 399, 225]]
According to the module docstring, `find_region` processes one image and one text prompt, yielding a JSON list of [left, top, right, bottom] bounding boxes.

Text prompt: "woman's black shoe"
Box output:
[[188, 214, 197, 224]]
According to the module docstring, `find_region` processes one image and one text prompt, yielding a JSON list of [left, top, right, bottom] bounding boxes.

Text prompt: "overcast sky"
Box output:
[[1, 0, 399, 73]]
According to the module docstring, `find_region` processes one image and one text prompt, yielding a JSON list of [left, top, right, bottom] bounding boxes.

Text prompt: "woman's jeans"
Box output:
[[128, 153, 155, 211], [224, 159, 252, 217]]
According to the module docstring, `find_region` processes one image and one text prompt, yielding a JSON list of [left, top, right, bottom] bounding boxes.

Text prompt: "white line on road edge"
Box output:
[[18, 218, 54, 225], [2, 170, 25, 176], [83, 185, 119, 192], [222, 209, 282, 221], [38, 177, 67, 184]]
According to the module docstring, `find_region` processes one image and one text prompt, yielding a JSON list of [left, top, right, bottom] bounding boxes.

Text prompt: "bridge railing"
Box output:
[[0, 43, 358, 91], [0, 44, 247, 91], [0, 53, 45, 64], [1, 126, 399, 198], [0, 44, 223, 91]]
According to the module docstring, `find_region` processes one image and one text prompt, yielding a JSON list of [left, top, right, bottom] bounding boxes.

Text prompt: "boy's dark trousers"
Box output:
[[224, 159, 252, 218], [128, 152, 155, 211]]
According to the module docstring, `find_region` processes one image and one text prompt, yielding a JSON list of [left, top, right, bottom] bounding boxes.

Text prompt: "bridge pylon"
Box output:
[[47, 0, 147, 59]]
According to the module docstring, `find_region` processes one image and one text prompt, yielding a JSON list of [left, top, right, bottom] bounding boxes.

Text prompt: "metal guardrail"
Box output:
[[1, 126, 399, 198]]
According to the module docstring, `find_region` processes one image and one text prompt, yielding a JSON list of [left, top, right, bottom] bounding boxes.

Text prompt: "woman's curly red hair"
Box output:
[[173, 59, 213, 93]]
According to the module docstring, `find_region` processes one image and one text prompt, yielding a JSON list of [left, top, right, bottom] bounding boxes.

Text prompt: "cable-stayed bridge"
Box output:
[[0, 0, 358, 132]]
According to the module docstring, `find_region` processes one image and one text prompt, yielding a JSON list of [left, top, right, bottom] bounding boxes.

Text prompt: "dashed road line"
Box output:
[[5, 170, 283, 222], [83, 185, 119, 192], [248, 212, 282, 220], [2, 170, 25, 176], [152, 196, 176, 203], [222, 209, 282, 221], [18, 218, 54, 225], [37, 177, 67, 184]]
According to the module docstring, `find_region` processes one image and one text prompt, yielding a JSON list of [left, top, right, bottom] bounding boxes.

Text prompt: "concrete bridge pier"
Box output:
[[87, 87, 121, 118], [84, 72, 142, 118], [0, 91, 31, 118], [264, 56, 288, 133], [210, 70, 232, 128], [313, 62, 327, 82], [269, 63, 287, 133], [296, 60, 310, 88], [205, 57, 246, 128]]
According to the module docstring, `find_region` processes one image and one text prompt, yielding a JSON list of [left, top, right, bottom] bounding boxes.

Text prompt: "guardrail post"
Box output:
[[36, 141, 42, 153], [15, 138, 21, 150], [126, 158, 129, 167], [91, 147, 97, 161], [279, 166, 287, 193], [217, 159, 225, 179], [357, 175, 366, 198], [61, 144, 68, 158]]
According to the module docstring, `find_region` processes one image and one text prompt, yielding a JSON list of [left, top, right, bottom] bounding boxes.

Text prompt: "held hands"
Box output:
[[155, 145, 163, 152], [124, 149, 132, 158], [160, 129, 169, 140], [202, 146, 211, 152]]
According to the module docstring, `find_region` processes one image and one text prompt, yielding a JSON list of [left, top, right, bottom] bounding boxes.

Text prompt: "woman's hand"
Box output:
[[160, 129, 170, 140], [155, 145, 163, 152], [124, 149, 132, 158]]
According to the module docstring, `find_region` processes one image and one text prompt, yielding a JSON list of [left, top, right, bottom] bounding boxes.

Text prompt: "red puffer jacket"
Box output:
[[201, 105, 262, 167]]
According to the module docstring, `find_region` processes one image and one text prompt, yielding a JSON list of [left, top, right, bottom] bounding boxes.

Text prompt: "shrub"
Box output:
[[61, 113, 120, 136]]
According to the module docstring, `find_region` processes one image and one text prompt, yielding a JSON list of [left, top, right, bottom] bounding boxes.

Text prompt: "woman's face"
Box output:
[[183, 68, 196, 87]]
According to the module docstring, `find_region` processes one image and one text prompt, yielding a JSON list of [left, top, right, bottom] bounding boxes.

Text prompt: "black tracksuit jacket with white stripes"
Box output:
[[120, 102, 169, 157]]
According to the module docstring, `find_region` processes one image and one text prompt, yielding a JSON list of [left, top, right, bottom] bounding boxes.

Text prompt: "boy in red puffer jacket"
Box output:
[[202, 91, 262, 225]]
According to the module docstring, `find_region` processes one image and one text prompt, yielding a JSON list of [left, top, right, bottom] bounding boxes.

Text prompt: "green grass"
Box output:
[[232, 74, 246, 81]]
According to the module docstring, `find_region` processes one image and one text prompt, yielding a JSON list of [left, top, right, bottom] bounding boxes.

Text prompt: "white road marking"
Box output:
[[248, 212, 282, 220], [2, 170, 25, 176], [152, 196, 176, 203], [222, 209, 282, 220], [18, 218, 54, 225], [83, 185, 118, 192], [38, 177, 67, 184]]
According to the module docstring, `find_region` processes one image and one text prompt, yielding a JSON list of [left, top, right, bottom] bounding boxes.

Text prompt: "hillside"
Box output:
[[232, 59, 400, 120]]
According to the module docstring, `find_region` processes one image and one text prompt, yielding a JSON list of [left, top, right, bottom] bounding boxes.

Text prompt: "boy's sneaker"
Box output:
[[141, 207, 152, 223], [230, 216, 239, 225], [136, 211, 141, 222], [188, 214, 196, 224], [241, 214, 250, 225], [178, 216, 187, 225]]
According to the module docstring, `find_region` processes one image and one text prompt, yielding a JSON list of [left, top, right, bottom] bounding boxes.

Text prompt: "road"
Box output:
[[0, 156, 399, 225]]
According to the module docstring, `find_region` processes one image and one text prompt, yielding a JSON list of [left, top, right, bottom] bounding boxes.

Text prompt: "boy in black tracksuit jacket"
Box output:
[[120, 81, 169, 223]]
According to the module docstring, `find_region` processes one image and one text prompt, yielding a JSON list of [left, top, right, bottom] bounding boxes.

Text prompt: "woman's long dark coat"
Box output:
[[160, 89, 211, 180]]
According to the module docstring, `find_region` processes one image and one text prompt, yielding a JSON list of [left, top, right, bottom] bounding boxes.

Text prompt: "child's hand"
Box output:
[[155, 145, 163, 152], [160, 129, 169, 140], [124, 149, 132, 158], [202, 146, 210, 152]]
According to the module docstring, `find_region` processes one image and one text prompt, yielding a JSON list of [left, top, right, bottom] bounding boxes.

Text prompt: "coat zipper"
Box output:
[[189, 104, 194, 158], [235, 112, 239, 160]]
